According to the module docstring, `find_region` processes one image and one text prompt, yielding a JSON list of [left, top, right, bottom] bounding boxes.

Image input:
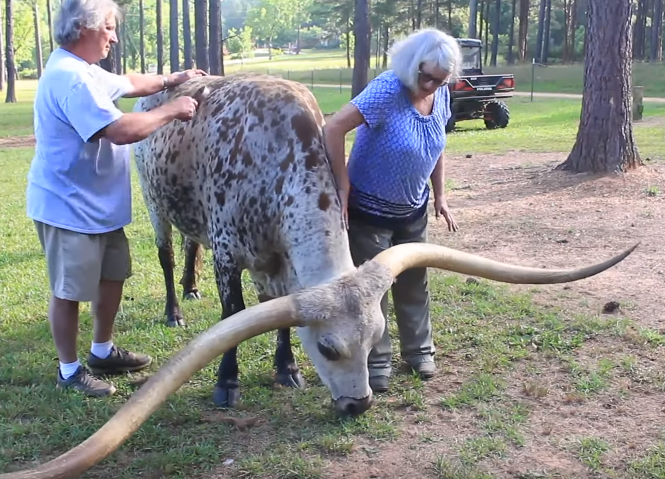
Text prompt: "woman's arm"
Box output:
[[323, 103, 366, 196]]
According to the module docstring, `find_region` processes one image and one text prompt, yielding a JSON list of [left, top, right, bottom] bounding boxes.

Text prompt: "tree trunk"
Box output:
[[183, 0, 193, 68], [195, 0, 209, 72], [0, 6, 4, 91], [469, 0, 478, 37], [650, 0, 663, 61], [4, 0, 15, 103], [33, 2, 43, 78], [570, 0, 577, 61], [507, 0, 516, 63], [345, 23, 351, 68], [483, 0, 490, 64], [169, 0, 179, 72], [556, 0, 641, 174], [46, 0, 53, 53], [518, 0, 529, 61], [562, 0, 570, 62], [447, 0, 452, 28], [416, 0, 422, 29], [490, 0, 500, 66], [542, 0, 551, 62], [156, 0, 164, 74], [209, 0, 221, 74], [535, 0, 546, 61], [633, 0, 647, 60], [139, 0, 145, 73], [434, 0, 440, 29], [478, 0, 484, 43], [121, 20, 127, 74], [351, 0, 370, 99], [382, 23, 389, 68]]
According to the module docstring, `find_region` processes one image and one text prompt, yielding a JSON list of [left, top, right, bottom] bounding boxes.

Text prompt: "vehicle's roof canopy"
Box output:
[[456, 38, 482, 48]]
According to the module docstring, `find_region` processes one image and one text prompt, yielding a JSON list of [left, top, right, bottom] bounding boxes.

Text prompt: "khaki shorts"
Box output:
[[34, 221, 133, 302]]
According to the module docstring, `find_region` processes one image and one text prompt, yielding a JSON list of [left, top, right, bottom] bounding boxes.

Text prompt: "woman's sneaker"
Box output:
[[56, 365, 117, 397]]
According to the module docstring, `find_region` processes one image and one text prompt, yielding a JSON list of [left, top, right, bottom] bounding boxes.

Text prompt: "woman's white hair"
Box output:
[[54, 0, 123, 46], [389, 28, 463, 92]]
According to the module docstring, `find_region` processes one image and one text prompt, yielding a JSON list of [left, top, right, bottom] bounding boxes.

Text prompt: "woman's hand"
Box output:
[[337, 188, 349, 230], [434, 196, 458, 232]]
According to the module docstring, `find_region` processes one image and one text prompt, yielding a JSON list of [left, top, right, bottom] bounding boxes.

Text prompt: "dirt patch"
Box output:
[[0, 135, 35, 148], [436, 151, 665, 330]]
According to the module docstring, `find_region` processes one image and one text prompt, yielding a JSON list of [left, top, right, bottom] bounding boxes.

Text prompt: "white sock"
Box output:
[[91, 340, 114, 359], [60, 360, 81, 379]]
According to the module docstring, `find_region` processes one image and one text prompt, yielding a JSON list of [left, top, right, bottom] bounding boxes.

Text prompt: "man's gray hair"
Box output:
[[54, 0, 123, 46], [389, 28, 463, 92]]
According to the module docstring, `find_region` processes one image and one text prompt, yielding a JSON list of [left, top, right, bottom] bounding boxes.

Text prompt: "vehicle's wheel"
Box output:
[[484, 101, 510, 129]]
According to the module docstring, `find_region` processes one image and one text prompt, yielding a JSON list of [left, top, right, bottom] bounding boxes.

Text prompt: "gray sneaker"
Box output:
[[86, 345, 152, 376], [56, 365, 117, 397]]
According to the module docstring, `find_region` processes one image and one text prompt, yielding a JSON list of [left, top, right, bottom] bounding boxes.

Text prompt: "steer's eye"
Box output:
[[317, 340, 341, 361]]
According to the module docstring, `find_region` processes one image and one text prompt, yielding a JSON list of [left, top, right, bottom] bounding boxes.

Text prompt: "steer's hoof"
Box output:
[[184, 290, 202, 301], [276, 369, 306, 389], [165, 316, 185, 327], [213, 385, 240, 408]]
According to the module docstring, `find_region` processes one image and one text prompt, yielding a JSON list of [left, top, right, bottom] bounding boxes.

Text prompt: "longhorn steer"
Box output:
[[130, 72, 638, 415], [1, 74, 639, 479]]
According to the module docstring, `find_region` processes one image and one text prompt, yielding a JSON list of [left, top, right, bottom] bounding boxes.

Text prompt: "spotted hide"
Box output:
[[132, 73, 384, 413]]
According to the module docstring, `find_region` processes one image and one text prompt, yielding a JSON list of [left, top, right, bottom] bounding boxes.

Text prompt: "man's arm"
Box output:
[[92, 102, 188, 145], [122, 69, 208, 98]]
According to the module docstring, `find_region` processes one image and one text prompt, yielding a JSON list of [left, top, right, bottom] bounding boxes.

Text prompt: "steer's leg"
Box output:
[[211, 248, 245, 408], [150, 212, 186, 328], [274, 327, 306, 389], [180, 235, 203, 300]]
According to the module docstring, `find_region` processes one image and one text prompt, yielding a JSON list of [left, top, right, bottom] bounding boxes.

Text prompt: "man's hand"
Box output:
[[434, 195, 458, 232], [167, 96, 199, 121], [167, 69, 208, 87]]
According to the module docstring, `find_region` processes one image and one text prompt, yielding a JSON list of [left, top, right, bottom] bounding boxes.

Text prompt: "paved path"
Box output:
[[308, 83, 665, 103]]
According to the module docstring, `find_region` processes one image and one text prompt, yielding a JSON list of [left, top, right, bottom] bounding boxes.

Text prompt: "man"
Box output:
[[27, 0, 206, 397]]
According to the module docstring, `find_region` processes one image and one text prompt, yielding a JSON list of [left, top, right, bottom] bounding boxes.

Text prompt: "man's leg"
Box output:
[[34, 221, 117, 396], [391, 213, 436, 380], [86, 228, 152, 375], [347, 218, 393, 392]]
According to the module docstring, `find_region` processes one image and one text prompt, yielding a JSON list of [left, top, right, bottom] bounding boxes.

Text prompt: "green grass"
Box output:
[[2, 75, 665, 478]]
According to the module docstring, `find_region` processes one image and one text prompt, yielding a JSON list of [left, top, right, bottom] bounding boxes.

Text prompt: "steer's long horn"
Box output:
[[372, 242, 639, 283], [0, 297, 301, 479]]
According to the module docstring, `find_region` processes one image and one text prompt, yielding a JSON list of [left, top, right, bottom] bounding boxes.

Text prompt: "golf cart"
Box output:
[[445, 38, 515, 132]]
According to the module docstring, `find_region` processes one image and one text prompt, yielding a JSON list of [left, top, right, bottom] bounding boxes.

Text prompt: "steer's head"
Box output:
[[293, 260, 393, 417], [2, 242, 639, 479]]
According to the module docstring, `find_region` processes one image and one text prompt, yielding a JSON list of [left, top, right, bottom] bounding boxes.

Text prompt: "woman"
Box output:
[[324, 28, 462, 393]]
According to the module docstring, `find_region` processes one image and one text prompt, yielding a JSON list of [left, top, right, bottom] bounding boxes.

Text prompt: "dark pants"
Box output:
[[347, 212, 434, 379]]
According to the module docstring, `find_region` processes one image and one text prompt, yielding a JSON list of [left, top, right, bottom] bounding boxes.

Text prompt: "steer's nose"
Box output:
[[334, 395, 373, 417]]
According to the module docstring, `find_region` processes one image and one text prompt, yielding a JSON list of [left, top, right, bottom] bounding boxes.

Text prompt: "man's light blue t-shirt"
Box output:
[[347, 70, 451, 229], [26, 47, 135, 234]]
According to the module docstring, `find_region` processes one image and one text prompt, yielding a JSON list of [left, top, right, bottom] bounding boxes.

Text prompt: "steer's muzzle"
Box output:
[[333, 394, 373, 417]]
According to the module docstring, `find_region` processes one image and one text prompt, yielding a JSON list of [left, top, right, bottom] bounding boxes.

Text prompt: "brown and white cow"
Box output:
[[2, 72, 638, 479]]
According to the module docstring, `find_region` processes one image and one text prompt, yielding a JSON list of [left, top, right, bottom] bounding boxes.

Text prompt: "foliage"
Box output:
[[226, 26, 254, 59]]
